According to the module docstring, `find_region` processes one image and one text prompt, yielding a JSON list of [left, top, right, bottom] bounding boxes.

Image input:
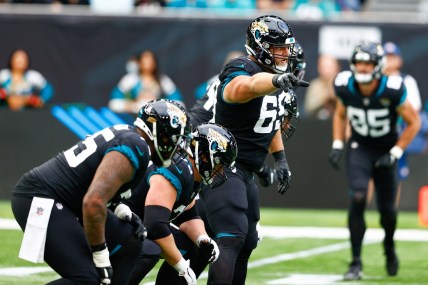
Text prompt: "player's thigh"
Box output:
[[45, 202, 99, 282], [373, 165, 397, 206], [346, 143, 372, 194]]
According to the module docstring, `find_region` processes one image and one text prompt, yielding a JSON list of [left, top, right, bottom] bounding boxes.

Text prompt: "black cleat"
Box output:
[[386, 253, 399, 276], [344, 261, 363, 280]]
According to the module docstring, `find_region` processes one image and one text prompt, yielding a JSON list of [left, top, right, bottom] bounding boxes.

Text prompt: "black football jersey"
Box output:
[[188, 77, 219, 128], [214, 56, 287, 170], [334, 71, 407, 149], [15, 125, 151, 216], [125, 154, 199, 222]]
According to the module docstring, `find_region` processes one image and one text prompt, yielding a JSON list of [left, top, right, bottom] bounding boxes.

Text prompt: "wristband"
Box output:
[[92, 247, 111, 267], [332, 140, 344, 150], [390, 145, 404, 159], [272, 150, 286, 161], [91, 242, 107, 252], [173, 257, 187, 272]]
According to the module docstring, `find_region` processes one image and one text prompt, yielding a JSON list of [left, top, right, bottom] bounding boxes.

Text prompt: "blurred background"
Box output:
[[0, 0, 427, 212]]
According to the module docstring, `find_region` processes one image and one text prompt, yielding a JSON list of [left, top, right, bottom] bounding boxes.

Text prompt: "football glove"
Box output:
[[196, 234, 219, 263], [130, 213, 147, 240], [91, 243, 113, 285], [273, 151, 291, 194], [272, 73, 309, 93], [255, 163, 277, 187], [114, 203, 146, 240], [328, 140, 344, 170], [375, 146, 403, 168], [173, 258, 197, 285]]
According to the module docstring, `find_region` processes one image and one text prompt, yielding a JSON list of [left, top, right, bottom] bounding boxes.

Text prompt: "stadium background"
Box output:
[[0, 5, 427, 211]]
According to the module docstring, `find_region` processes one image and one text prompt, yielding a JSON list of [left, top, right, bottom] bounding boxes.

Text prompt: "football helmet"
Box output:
[[245, 15, 296, 74], [281, 92, 299, 141], [134, 99, 190, 167], [290, 42, 306, 80], [350, 42, 385, 84], [190, 123, 238, 188]]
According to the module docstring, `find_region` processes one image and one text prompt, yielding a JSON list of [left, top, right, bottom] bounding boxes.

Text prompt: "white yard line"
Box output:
[[2, 219, 428, 282]]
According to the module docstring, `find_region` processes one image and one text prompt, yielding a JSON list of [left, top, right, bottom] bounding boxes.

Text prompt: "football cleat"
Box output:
[[343, 261, 363, 280], [386, 253, 399, 276]]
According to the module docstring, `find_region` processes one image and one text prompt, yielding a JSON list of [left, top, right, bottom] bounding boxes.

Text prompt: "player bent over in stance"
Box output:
[[11, 99, 189, 285], [110, 123, 238, 285]]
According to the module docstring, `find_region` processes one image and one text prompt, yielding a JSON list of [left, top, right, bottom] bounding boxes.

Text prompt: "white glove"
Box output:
[[114, 203, 132, 221], [256, 222, 263, 243], [196, 234, 220, 263], [173, 257, 197, 285]]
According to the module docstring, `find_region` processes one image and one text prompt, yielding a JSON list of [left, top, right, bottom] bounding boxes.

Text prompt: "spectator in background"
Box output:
[[0, 49, 54, 111], [383, 41, 421, 112], [303, 54, 340, 119], [292, 0, 340, 19], [257, 0, 291, 10], [109, 50, 184, 114], [381, 41, 427, 204]]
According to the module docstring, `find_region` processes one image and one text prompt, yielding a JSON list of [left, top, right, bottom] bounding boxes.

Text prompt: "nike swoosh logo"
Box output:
[[136, 146, 144, 157], [174, 164, 183, 174], [235, 64, 245, 69]]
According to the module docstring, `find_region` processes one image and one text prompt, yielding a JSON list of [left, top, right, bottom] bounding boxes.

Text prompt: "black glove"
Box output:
[[130, 213, 147, 240], [196, 235, 219, 263], [375, 153, 397, 168], [96, 266, 113, 285], [272, 151, 291, 194], [375, 146, 403, 168], [255, 163, 277, 187], [272, 73, 310, 92], [328, 148, 343, 170]]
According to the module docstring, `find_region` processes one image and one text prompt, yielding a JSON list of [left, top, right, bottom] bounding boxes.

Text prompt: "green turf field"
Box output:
[[1, 200, 427, 284]]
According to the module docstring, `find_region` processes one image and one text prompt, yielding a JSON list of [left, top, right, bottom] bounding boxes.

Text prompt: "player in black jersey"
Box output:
[[193, 15, 308, 285], [328, 42, 420, 280], [11, 99, 190, 285], [108, 123, 237, 285], [188, 41, 306, 191]]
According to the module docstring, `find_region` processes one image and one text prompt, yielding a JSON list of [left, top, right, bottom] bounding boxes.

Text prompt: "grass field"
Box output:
[[1, 200, 427, 284]]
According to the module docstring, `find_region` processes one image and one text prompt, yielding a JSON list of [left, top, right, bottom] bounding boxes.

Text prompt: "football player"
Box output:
[[328, 42, 421, 280], [194, 15, 308, 284], [11, 99, 190, 285], [111, 123, 238, 285]]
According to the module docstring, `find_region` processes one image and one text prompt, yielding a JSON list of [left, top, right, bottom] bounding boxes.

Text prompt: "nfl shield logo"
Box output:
[[36, 207, 44, 215]]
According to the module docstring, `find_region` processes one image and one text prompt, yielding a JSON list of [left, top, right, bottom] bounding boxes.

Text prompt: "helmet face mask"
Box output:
[[134, 99, 190, 167], [281, 93, 299, 141], [191, 123, 238, 188], [350, 42, 385, 84], [245, 15, 296, 74], [289, 42, 306, 80]]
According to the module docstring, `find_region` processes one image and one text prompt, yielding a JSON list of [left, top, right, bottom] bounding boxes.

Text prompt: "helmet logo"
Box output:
[[166, 102, 187, 128], [207, 128, 228, 153], [250, 20, 269, 40]]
